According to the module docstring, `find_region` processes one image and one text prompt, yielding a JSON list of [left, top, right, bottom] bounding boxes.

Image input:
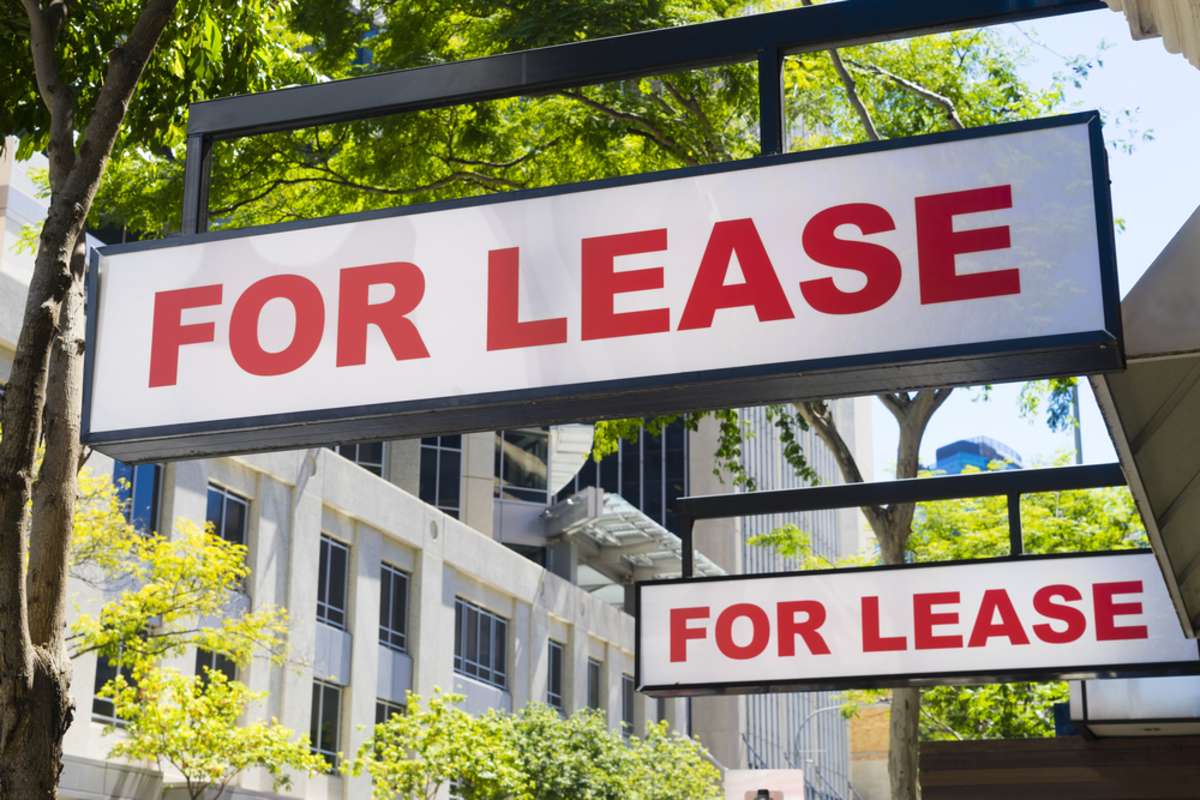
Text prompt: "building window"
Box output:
[[206, 484, 248, 546], [379, 563, 408, 652], [113, 461, 162, 534], [494, 428, 549, 503], [375, 698, 405, 726], [92, 653, 129, 724], [555, 420, 688, 532], [656, 697, 667, 723], [310, 680, 342, 770], [195, 648, 237, 685], [317, 535, 349, 629], [622, 674, 635, 736], [331, 441, 386, 477], [420, 435, 462, 517], [587, 658, 602, 711], [453, 599, 508, 690], [547, 640, 565, 713]]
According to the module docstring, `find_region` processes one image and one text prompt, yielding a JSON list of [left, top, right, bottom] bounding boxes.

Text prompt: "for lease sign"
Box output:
[[637, 552, 1200, 695], [84, 113, 1119, 460]]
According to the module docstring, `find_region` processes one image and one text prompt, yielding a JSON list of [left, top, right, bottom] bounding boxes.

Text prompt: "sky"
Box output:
[[870, 7, 1200, 479]]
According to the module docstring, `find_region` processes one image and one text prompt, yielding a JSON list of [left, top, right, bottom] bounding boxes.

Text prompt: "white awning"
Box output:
[[1092, 203, 1200, 636], [1106, 0, 1200, 68], [544, 487, 725, 591]]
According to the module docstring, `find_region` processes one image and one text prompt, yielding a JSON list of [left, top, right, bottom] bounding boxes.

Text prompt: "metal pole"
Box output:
[[180, 133, 211, 234], [757, 47, 786, 156], [680, 514, 695, 578], [1007, 491, 1023, 555], [1072, 382, 1083, 465]]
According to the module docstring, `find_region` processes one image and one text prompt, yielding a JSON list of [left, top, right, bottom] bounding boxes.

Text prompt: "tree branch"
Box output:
[[795, 400, 888, 540], [845, 57, 965, 131], [801, 0, 880, 142], [559, 89, 700, 166], [21, 0, 74, 189]]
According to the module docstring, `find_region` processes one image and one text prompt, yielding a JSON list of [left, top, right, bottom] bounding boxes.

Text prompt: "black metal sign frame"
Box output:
[[83, 112, 1122, 461]]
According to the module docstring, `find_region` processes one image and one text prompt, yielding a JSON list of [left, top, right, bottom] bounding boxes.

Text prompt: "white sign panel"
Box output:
[[84, 114, 1119, 460], [637, 552, 1200, 695]]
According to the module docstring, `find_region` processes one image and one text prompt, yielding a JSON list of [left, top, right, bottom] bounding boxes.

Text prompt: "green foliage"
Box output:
[[1018, 377, 1078, 432], [346, 693, 721, 800], [0, 1, 311, 160], [71, 469, 317, 799], [911, 461, 1146, 740], [69, 470, 289, 669], [103, 666, 326, 800]]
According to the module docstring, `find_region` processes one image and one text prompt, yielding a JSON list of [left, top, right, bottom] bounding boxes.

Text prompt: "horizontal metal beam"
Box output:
[[186, 0, 1104, 139], [675, 463, 1126, 520]]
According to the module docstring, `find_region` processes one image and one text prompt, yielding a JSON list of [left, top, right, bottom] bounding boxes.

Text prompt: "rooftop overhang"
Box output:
[[544, 487, 725, 603], [1092, 203, 1200, 636], [1106, 1, 1200, 68]]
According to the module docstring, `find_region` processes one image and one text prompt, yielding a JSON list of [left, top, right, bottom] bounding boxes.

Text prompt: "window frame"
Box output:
[[378, 562, 409, 652], [493, 428, 550, 504], [587, 658, 602, 711], [317, 534, 350, 630], [547, 640, 565, 713], [331, 441, 387, 477], [206, 483, 249, 547], [453, 598, 509, 690], [310, 679, 342, 770], [91, 652, 130, 726], [114, 460, 163, 534], [621, 673, 635, 736], [419, 435, 463, 517], [195, 648, 237, 685], [375, 698, 405, 726]]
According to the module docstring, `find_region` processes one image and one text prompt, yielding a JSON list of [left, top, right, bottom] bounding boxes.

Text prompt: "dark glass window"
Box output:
[[195, 648, 237, 685], [379, 563, 408, 652], [656, 697, 667, 723], [331, 442, 385, 477], [113, 461, 162, 534], [317, 535, 349, 629], [622, 674, 635, 736], [453, 599, 508, 690], [92, 654, 125, 724], [206, 484, 248, 546], [375, 698, 405, 726], [310, 680, 341, 769], [587, 658, 602, 711], [547, 640, 564, 713], [420, 435, 462, 517], [494, 428, 549, 503], [556, 420, 688, 533]]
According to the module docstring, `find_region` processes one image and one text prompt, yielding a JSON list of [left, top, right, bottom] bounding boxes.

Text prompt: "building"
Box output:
[[1, 145, 870, 799], [933, 436, 1022, 474]]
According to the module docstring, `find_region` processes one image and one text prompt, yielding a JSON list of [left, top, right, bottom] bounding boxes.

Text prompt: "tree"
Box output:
[[35, 3, 1082, 797], [72, 468, 321, 799], [0, 2, 322, 794], [102, 666, 327, 800], [345, 693, 722, 800]]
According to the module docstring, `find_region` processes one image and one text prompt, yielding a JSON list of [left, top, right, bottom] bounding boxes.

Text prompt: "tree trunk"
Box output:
[[0, 649, 74, 798], [888, 686, 922, 800]]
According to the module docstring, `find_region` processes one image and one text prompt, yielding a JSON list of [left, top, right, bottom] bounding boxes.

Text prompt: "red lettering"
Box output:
[[967, 588, 1030, 647], [915, 184, 1018, 304], [1032, 584, 1086, 644], [581, 229, 669, 340], [777, 600, 830, 656], [486, 248, 567, 351], [800, 203, 901, 314], [861, 596, 906, 652], [669, 607, 709, 663], [677, 219, 793, 330], [148, 284, 222, 387], [229, 275, 324, 377], [337, 262, 430, 366], [1094, 580, 1149, 641], [913, 592, 962, 650], [714, 603, 770, 660]]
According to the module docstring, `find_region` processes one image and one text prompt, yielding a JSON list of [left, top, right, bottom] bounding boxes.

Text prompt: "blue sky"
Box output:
[[870, 7, 1200, 478]]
